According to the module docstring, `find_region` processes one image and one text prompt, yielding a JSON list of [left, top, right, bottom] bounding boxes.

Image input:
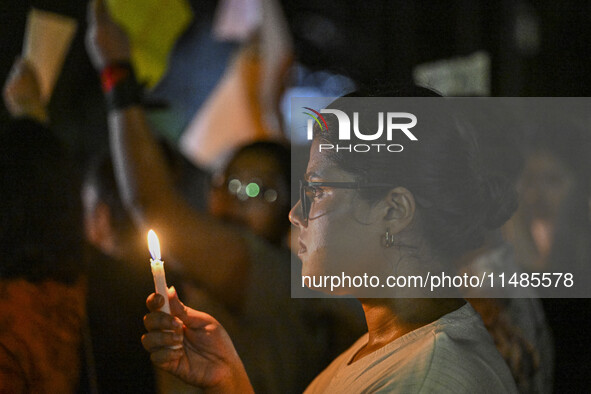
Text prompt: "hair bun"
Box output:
[[482, 173, 518, 230]]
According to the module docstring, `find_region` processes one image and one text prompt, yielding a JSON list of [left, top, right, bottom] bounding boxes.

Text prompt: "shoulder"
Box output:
[[414, 304, 518, 393], [305, 334, 369, 393], [335, 305, 517, 393]]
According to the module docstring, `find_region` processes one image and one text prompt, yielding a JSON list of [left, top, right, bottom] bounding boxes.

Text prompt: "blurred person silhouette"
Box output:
[[503, 124, 591, 392], [82, 152, 157, 393], [452, 104, 553, 394], [82, 141, 207, 393], [85, 1, 364, 392], [141, 88, 520, 393], [0, 58, 86, 393], [504, 126, 591, 275], [460, 235, 554, 394]]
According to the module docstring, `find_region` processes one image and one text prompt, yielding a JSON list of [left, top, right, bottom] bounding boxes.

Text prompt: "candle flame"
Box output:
[[147, 229, 161, 261]]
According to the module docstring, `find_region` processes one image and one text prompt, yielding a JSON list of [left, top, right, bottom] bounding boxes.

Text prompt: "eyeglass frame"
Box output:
[[211, 175, 280, 203], [298, 180, 433, 224]]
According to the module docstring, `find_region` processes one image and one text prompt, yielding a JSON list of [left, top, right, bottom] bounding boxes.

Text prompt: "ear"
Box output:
[[382, 187, 416, 233]]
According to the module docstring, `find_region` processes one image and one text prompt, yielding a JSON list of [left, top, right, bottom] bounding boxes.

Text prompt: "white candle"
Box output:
[[148, 230, 171, 314]]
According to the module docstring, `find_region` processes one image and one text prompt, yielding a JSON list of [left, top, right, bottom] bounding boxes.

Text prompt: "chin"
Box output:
[[300, 253, 323, 277], [299, 252, 336, 282], [299, 258, 316, 278]]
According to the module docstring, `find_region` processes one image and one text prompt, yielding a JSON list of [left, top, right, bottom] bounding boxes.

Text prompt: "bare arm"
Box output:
[[86, 0, 251, 308]]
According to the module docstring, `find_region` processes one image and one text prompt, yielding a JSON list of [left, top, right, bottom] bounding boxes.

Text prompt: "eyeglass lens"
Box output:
[[299, 181, 309, 223]]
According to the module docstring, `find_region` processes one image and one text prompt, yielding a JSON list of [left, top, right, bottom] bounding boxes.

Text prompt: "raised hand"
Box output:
[[85, 0, 131, 70], [142, 288, 254, 393], [3, 58, 48, 122]]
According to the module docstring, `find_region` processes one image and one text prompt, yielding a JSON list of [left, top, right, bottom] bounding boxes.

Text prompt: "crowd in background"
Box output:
[[1, 0, 590, 393]]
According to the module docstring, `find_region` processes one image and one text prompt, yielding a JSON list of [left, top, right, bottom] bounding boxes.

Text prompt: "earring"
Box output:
[[383, 228, 395, 248]]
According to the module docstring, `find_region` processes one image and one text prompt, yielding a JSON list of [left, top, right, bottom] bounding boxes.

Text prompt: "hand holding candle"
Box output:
[[148, 229, 171, 314]]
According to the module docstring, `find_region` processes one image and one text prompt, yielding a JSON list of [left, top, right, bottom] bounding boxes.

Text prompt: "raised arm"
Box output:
[[85, 0, 251, 308]]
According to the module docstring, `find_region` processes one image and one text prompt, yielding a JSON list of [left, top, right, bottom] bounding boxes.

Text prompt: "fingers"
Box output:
[[144, 309, 183, 333], [168, 286, 189, 320], [142, 330, 184, 368], [147, 289, 185, 318], [3, 57, 44, 118], [6, 58, 34, 85], [142, 330, 184, 352], [144, 299, 185, 358], [167, 287, 221, 329], [149, 347, 184, 366], [147, 289, 220, 332], [146, 292, 165, 312]]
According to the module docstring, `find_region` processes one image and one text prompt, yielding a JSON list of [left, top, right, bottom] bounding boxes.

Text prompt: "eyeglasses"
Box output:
[[299, 180, 433, 224], [299, 181, 390, 223], [212, 176, 279, 203]]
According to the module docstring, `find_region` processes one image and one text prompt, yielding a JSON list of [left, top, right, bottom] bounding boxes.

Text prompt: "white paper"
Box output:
[[23, 8, 78, 103], [413, 51, 491, 97], [213, 0, 262, 41]]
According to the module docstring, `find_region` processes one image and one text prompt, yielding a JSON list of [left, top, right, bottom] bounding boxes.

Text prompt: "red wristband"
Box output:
[[101, 63, 133, 93], [100, 63, 143, 111]]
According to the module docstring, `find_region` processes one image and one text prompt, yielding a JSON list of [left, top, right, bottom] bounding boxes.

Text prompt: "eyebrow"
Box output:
[[304, 171, 321, 181]]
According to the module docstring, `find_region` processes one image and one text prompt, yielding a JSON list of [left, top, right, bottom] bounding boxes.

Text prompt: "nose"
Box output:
[[289, 200, 306, 228]]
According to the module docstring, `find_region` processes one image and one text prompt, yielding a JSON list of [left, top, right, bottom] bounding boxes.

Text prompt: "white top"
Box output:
[[304, 303, 518, 394]]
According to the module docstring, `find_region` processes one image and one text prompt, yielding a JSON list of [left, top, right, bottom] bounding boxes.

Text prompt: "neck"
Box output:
[[352, 298, 465, 363]]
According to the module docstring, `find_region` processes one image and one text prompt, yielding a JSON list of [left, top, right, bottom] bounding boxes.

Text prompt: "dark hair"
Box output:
[[315, 87, 517, 261], [231, 140, 290, 182], [229, 140, 291, 211], [0, 119, 84, 283]]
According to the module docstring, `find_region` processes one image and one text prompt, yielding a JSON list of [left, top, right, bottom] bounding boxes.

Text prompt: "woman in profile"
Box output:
[[141, 90, 519, 393]]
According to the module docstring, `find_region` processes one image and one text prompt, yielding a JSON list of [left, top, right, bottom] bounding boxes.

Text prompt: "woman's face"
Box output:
[[289, 141, 385, 294]]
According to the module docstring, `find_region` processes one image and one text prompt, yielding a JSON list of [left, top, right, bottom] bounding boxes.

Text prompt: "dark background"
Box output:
[[3, 0, 591, 158], [1, 1, 590, 392]]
